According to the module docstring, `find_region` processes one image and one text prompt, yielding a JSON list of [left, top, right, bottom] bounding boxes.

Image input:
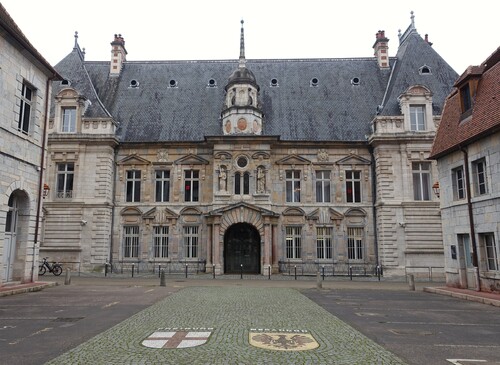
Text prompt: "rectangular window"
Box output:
[[184, 226, 199, 258], [184, 170, 199, 202], [123, 226, 139, 258], [18, 83, 33, 134], [346, 170, 361, 203], [126, 170, 141, 202], [316, 227, 332, 259], [410, 105, 426, 131], [472, 158, 488, 196], [482, 233, 498, 271], [347, 227, 363, 260], [316, 171, 331, 203], [56, 163, 74, 198], [153, 226, 169, 258], [412, 162, 431, 201], [155, 170, 170, 202], [460, 83, 472, 113], [234, 172, 250, 195], [286, 170, 301, 202], [286, 226, 302, 259], [457, 234, 472, 268], [61, 107, 77, 132], [452, 166, 466, 200]]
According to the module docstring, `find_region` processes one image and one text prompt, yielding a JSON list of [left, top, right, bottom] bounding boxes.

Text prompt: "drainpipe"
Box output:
[[32, 75, 56, 282], [462, 147, 481, 291], [368, 146, 380, 268], [109, 147, 118, 271]]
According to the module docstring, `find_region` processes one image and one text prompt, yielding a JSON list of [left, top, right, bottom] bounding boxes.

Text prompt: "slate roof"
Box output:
[[52, 23, 458, 144], [430, 47, 500, 158]]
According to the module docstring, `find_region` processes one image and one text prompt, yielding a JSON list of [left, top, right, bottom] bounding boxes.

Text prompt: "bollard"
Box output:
[[408, 274, 415, 291], [104, 263, 108, 277], [160, 269, 166, 287], [64, 268, 71, 285], [185, 264, 188, 278], [377, 265, 381, 281], [240, 264, 243, 279], [158, 265, 161, 278], [316, 271, 322, 289], [132, 263, 135, 278], [349, 266, 353, 281], [213, 264, 216, 279], [294, 265, 297, 280], [268, 265, 271, 280], [322, 266, 325, 281]]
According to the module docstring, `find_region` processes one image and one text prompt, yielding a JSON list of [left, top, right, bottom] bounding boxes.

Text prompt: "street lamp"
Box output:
[[43, 183, 50, 198], [432, 181, 440, 198]]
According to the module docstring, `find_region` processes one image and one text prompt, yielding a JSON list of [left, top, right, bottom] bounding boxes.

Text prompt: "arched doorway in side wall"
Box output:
[[2, 193, 20, 282], [224, 223, 260, 274]]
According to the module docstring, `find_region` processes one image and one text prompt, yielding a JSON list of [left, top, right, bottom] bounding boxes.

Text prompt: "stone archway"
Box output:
[[224, 223, 260, 274]]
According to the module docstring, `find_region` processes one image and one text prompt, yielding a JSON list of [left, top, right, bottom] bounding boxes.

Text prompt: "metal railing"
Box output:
[[110, 260, 206, 276], [278, 260, 380, 277], [405, 266, 445, 282]]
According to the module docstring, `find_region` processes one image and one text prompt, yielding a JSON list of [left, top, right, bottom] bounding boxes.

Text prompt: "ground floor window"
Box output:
[[482, 233, 499, 271], [123, 226, 139, 258], [184, 226, 199, 258], [286, 226, 302, 259], [316, 227, 332, 259], [153, 226, 169, 258], [347, 227, 363, 260]]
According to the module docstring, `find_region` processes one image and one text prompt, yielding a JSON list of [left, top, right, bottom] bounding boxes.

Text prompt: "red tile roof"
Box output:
[[430, 47, 500, 159]]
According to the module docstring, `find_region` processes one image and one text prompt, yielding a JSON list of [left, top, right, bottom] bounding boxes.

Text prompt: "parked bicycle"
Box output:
[[39, 257, 63, 276]]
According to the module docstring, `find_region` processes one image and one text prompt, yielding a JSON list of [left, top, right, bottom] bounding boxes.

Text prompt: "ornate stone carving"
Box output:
[[157, 149, 168, 162], [317, 149, 329, 162]]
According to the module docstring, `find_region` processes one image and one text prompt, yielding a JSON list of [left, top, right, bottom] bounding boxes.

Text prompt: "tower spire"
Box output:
[[239, 19, 246, 68]]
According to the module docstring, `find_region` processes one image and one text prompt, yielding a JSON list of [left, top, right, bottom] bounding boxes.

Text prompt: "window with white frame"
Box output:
[[153, 226, 169, 258], [472, 158, 488, 196], [346, 170, 361, 203], [61, 107, 77, 132], [457, 234, 473, 268], [56, 163, 74, 198], [316, 227, 332, 259], [452, 166, 466, 200], [155, 170, 170, 202], [286, 170, 301, 202], [184, 226, 199, 258], [316, 171, 331, 203], [18, 82, 34, 134], [286, 226, 302, 259], [234, 172, 250, 195], [123, 226, 139, 258], [409, 105, 426, 131], [412, 162, 431, 201], [126, 170, 141, 202], [347, 227, 363, 260], [184, 170, 199, 202], [482, 233, 498, 271]]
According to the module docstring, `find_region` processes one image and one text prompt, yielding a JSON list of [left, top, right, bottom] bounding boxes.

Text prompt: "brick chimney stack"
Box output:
[[424, 34, 433, 46], [373, 30, 390, 69], [110, 34, 127, 76]]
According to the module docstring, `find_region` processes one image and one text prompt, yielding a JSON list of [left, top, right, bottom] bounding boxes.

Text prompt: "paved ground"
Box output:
[[1, 276, 499, 365]]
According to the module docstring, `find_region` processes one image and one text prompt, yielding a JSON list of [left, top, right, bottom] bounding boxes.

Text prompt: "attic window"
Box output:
[[130, 79, 139, 88], [207, 78, 217, 87], [61, 79, 70, 85], [419, 65, 432, 75], [351, 77, 360, 85], [169, 79, 178, 88], [270, 78, 279, 87], [310, 77, 319, 87]]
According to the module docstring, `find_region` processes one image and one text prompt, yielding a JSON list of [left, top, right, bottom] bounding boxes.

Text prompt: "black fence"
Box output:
[[278, 260, 381, 277], [109, 260, 207, 276]]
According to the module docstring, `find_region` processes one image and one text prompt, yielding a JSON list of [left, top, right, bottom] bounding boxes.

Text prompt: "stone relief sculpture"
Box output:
[[219, 165, 227, 191], [257, 166, 265, 193]]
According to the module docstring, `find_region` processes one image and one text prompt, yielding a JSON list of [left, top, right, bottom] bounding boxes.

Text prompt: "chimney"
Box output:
[[110, 34, 127, 76], [424, 34, 433, 46], [373, 30, 390, 69]]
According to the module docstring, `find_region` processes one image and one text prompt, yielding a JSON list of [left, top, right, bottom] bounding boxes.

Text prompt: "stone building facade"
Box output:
[[0, 4, 60, 284], [41, 15, 458, 277], [430, 47, 500, 292]]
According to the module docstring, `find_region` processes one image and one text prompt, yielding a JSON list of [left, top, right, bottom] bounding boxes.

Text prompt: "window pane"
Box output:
[[243, 173, 250, 194], [234, 172, 241, 194]]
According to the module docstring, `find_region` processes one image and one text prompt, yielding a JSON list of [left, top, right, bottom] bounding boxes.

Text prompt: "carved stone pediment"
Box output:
[[117, 154, 151, 165], [276, 155, 312, 165], [174, 154, 210, 165], [335, 154, 370, 166]]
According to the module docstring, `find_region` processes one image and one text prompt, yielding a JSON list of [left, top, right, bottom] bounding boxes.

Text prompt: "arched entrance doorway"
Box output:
[[3, 193, 19, 282], [224, 223, 260, 274]]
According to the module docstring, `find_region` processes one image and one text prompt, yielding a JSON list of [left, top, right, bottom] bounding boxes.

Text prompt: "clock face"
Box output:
[[237, 118, 247, 131]]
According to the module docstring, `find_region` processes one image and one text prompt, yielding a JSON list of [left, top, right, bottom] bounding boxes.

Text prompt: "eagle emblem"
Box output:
[[249, 332, 319, 351]]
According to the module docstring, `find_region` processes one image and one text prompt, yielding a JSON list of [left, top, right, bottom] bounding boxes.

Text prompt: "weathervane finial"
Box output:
[[239, 19, 246, 68]]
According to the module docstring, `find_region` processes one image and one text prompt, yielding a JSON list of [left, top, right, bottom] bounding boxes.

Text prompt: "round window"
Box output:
[[237, 156, 248, 168]]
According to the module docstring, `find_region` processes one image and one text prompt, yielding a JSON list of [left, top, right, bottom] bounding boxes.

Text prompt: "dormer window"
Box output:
[[310, 77, 319, 87], [419, 65, 432, 75], [61, 107, 77, 132], [207, 79, 217, 88], [130, 79, 139, 88], [460, 83, 472, 114], [409, 105, 425, 131], [169, 79, 178, 88], [270, 78, 279, 87]]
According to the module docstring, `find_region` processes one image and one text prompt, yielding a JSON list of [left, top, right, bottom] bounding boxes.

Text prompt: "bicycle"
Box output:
[[39, 257, 63, 276]]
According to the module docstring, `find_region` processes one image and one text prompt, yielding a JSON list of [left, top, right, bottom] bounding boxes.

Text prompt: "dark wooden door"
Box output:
[[224, 223, 260, 274]]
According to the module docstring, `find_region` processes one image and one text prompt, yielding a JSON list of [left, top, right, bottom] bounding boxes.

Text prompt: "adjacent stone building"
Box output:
[[0, 4, 60, 284], [41, 14, 457, 277], [430, 47, 500, 292]]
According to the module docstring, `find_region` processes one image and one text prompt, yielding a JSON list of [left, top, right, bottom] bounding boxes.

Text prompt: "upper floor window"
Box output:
[[316, 171, 331, 203], [410, 105, 426, 131], [412, 162, 431, 201], [472, 158, 488, 196], [347, 227, 363, 260], [346, 170, 361, 203], [56, 163, 74, 199], [285, 226, 302, 259], [452, 166, 466, 200], [460, 83, 472, 114], [184, 226, 199, 258], [123, 225, 139, 258], [18, 83, 34, 134], [61, 107, 77, 132], [184, 170, 199, 202], [234, 172, 250, 195], [126, 170, 141, 202], [153, 226, 169, 258], [155, 170, 170, 202], [316, 227, 332, 259], [286, 170, 301, 203], [482, 233, 498, 271]]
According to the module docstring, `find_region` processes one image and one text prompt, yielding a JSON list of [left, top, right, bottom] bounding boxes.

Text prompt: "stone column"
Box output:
[[272, 224, 279, 273], [263, 222, 271, 274], [206, 223, 212, 271], [213, 222, 221, 274]]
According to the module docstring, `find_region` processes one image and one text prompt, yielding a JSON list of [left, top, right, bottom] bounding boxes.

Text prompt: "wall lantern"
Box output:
[[43, 183, 50, 198], [432, 181, 440, 198]]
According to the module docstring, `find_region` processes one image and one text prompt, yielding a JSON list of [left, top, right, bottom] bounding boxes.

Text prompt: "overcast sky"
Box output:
[[2, 0, 499, 73]]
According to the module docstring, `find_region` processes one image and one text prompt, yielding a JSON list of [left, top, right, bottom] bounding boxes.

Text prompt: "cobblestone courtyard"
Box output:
[[45, 286, 406, 365]]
